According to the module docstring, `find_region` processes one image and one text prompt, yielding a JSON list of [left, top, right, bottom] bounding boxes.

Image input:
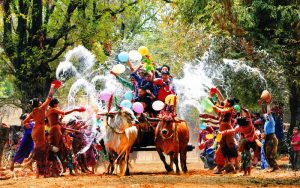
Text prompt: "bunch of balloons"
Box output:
[[117, 46, 154, 73]]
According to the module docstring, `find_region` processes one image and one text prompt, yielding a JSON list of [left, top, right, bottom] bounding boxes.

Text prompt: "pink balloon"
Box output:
[[99, 90, 112, 102], [132, 102, 144, 113]]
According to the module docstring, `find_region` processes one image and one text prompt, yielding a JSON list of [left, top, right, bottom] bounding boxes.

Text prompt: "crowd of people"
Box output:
[[198, 89, 300, 175], [1, 85, 108, 178], [0, 60, 299, 179], [111, 60, 176, 117]]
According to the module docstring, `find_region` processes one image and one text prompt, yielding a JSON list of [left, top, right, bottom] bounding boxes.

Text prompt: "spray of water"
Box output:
[[55, 44, 269, 150]]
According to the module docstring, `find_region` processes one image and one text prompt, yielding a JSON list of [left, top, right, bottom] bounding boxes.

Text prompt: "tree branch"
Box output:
[[95, 0, 139, 19], [3, 0, 16, 58], [45, 1, 79, 48], [128, 10, 159, 38], [29, 0, 43, 47], [45, 41, 74, 64], [0, 52, 15, 74]]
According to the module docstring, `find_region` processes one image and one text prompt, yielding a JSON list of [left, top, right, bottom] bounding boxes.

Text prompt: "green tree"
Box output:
[[0, 0, 145, 110], [169, 0, 299, 134]]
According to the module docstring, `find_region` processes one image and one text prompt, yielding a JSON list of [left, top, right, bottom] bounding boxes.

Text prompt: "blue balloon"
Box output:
[[118, 52, 129, 63], [120, 100, 132, 109], [124, 91, 133, 101], [199, 123, 207, 130]]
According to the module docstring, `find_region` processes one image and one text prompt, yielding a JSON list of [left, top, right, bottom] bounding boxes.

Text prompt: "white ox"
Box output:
[[100, 107, 138, 176]]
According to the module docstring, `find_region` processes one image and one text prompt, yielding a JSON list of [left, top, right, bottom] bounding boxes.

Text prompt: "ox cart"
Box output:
[[131, 115, 195, 152]]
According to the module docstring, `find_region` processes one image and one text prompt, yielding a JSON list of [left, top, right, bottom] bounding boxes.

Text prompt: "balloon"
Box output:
[[210, 87, 217, 95], [206, 134, 214, 140], [198, 143, 205, 150], [165, 94, 177, 106], [201, 97, 214, 113], [120, 100, 132, 109], [138, 46, 149, 56], [152, 100, 165, 111], [128, 50, 142, 62], [124, 91, 133, 101], [51, 80, 62, 89], [234, 104, 241, 113], [99, 90, 112, 102], [216, 133, 222, 143], [145, 64, 153, 72], [112, 64, 126, 74], [118, 52, 129, 63], [132, 102, 144, 113], [199, 123, 207, 130]]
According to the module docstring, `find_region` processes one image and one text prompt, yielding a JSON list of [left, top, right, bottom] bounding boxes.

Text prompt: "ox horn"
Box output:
[[116, 105, 123, 110], [97, 112, 118, 116]]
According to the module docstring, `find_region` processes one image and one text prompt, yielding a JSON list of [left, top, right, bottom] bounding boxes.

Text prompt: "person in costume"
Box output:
[[10, 114, 34, 171], [213, 98, 239, 174], [46, 98, 83, 176], [23, 84, 56, 177]]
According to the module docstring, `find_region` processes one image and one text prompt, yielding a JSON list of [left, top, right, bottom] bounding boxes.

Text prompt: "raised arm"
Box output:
[[23, 114, 33, 125], [52, 108, 80, 116], [41, 84, 56, 110], [241, 107, 251, 118], [200, 113, 219, 120], [213, 105, 227, 114], [216, 88, 225, 102], [127, 60, 134, 72]]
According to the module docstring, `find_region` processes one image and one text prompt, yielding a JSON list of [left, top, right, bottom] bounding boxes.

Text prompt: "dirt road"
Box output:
[[0, 160, 299, 188]]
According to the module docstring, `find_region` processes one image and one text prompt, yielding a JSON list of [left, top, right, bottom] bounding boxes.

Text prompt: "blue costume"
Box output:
[[13, 122, 34, 163]]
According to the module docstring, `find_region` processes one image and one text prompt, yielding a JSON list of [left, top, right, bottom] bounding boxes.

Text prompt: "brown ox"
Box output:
[[150, 115, 189, 173], [100, 107, 139, 176]]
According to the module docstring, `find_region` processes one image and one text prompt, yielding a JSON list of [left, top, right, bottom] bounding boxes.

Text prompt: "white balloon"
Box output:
[[112, 64, 126, 74], [128, 50, 142, 62], [152, 100, 165, 111]]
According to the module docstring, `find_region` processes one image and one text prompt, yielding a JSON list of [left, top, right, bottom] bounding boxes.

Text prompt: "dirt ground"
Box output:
[[0, 158, 299, 188]]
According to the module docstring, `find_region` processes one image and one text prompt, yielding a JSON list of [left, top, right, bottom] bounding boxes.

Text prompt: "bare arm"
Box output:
[[241, 107, 251, 118], [202, 118, 220, 125], [132, 64, 143, 73], [266, 103, 271, 115], [199, 113, 218, 120], [216, 88, 225, 102], [23, 114, 33, 125], [213, 105, 226, 113], [64, 109, 80, 115], [127, 60, 134, 72]]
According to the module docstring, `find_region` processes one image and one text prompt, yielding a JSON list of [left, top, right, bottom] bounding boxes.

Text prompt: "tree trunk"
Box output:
[[288, 79, 300, 140]]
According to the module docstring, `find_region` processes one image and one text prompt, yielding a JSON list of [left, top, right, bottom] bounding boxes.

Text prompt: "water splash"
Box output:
[[64, 45, 96, 74], [223, 59, 268, 88], [55, 44, 269, 134], [173, 49, 268, 120]]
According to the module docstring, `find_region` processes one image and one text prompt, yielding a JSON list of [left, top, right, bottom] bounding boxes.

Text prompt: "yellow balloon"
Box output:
[[206, 134, 214, 140], [138, 46, 149, 56], [216, 133, 222, 142], [165, 94, 177, 106]]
